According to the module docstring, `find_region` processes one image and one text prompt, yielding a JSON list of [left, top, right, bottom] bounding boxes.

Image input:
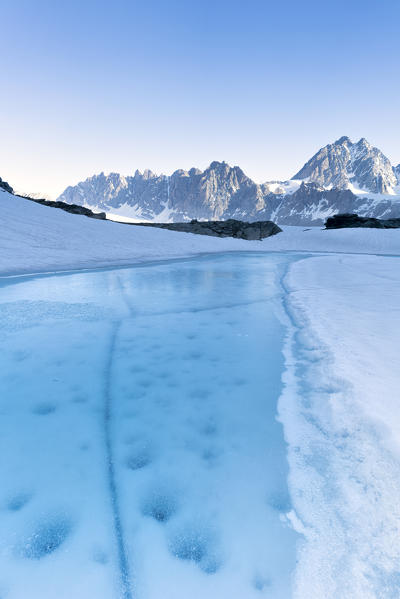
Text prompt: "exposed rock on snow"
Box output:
[[0, 177, 13, 194], [22, 196, 107, 219], [325, 213, 400, 229], [129, 218, 282, 240]]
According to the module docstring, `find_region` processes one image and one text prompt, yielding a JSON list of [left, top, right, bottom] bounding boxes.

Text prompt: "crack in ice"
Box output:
[[104, 320, 133, 599]]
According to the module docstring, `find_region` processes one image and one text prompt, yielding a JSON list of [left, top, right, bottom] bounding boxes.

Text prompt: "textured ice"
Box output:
[[0, 254, 298, 599], [20, 514, 73, 559], [280, 253, 400, 599]]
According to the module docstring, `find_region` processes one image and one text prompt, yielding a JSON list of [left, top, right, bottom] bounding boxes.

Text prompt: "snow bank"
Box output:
[[2, 189, 400, 277], [280, 254, 400, 598]]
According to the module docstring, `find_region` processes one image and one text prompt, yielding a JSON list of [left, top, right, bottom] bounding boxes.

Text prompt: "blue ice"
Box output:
[[0, 254, 299, 598]]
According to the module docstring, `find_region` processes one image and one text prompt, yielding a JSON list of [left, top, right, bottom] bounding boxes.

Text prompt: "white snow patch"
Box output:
[[106, 213, 151, 224], [347, 181, 400, 201], [265, 180, 302, 195]]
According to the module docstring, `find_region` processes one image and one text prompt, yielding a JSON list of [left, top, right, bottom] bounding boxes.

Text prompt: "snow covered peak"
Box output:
[[293, 136, 398, 194], [334, 135, 352, 146]]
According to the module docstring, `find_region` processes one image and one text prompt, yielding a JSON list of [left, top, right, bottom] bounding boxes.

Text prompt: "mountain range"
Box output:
[[49, 137, 400, 224]]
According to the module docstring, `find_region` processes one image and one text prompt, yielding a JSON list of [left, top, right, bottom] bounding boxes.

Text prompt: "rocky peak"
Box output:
[[334, 135, 351, 146], [208, 160, 227, 170], [172, 169, 189, 178], [292, 136, 397, 194], [142, 169, 156, 180]]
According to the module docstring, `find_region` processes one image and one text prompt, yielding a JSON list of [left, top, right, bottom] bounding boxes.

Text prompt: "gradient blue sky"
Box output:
[[1, 0, 400, 198]]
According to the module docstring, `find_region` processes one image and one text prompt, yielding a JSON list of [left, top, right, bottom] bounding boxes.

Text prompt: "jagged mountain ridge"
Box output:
[[58, 162, 267, 222], [292, 136, 399, 194], [57, 137, 400, 225]]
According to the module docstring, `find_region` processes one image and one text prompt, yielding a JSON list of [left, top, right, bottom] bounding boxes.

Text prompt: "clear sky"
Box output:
[[1, 0, 400, 198]]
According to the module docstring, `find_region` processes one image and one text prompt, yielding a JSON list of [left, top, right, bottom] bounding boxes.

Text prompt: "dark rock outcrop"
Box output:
[[127, 218, 282, 240], [29, 198, 107, 219], [0, 177, 13, 193], [325, 213, 400, 229], [13, 194, 107, 219], [1, 175, 107, 220]]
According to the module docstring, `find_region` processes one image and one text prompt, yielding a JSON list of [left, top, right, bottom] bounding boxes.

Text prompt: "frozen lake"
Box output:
[[0, 253, 301, 599]]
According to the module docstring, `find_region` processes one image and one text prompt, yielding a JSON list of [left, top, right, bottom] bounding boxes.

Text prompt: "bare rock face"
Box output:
[[394, 164, 400, 185], [292, 136, 398, 194], [168, 162, 265, 220], [57, 161, 266, 222]]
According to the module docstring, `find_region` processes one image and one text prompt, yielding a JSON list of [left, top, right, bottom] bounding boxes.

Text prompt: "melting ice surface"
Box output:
[[0, 253, 300, 599]]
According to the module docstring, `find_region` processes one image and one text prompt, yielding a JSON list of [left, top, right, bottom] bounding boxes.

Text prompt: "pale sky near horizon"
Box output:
[[1, 0, 400, 198]]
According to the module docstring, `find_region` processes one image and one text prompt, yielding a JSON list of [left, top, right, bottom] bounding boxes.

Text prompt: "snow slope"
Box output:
[[2, 189, 400, 277], [0, 190, 256, 276], [281, 255, 400, 598]]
